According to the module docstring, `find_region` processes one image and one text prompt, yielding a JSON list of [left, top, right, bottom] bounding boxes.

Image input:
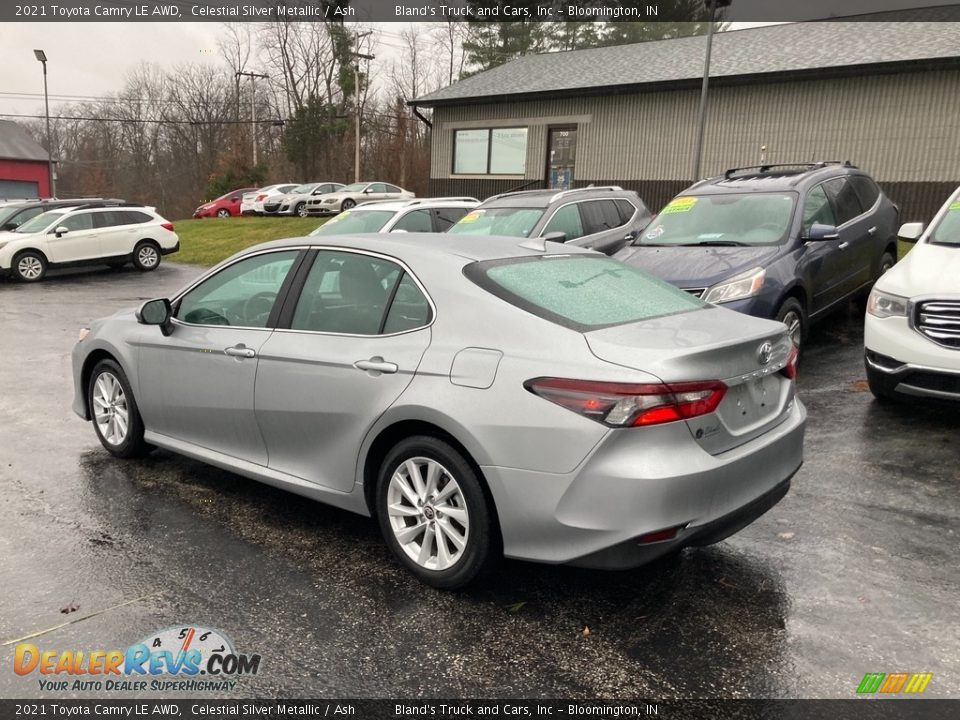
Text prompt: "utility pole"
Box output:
[[34, 50, 56, 198], [352, 30, 374, 183], [236, 70, 268, 167], [691, 0, 731, 182]]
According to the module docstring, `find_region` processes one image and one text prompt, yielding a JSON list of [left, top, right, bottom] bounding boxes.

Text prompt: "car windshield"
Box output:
[[309, 210, 394, 236], [341, 183, 368, 193], [636, 193, 797, 247], [466, 255, 704, 330], [448, 207, 545, 238], [929, 198, 960, 246], [15, 210, 64, 233], [289, 184, 316, 194]]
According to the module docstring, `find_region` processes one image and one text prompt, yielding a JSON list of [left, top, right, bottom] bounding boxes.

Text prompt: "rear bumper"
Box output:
[[482, 398, 806, 567], [161, 241, 180, 256]]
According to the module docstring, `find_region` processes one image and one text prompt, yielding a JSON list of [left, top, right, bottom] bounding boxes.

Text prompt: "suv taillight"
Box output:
[[161, 222, 174, 232], [524, 377, 727, 428]]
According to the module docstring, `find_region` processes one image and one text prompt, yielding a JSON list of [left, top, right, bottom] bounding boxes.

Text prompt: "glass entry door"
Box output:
[[547, 126, 578, 190]]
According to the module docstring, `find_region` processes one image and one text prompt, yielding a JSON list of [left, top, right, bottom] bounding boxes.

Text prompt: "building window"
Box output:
[[453, 127, 527, 175]]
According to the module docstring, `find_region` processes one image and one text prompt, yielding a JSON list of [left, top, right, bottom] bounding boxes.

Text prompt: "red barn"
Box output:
[[0, 120, 51, 199]]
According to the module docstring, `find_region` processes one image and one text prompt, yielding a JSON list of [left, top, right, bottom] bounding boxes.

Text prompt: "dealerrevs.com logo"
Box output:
[[14, 625, 260, 693]]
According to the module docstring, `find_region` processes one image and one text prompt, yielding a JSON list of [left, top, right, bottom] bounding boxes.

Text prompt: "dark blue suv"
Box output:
[[615, 162, 899, 348]]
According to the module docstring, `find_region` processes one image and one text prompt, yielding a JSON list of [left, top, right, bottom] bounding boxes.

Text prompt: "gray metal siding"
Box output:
[[430, 69, 960, 219]]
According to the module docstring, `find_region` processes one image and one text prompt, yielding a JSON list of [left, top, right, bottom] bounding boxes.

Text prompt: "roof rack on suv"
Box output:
[[723, 161, 856, 179], [403, 197, 479, 205], [69, 201, 145, 211]]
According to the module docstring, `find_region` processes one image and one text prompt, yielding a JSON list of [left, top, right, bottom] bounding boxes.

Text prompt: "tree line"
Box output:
[[27, 11, 717, 220]]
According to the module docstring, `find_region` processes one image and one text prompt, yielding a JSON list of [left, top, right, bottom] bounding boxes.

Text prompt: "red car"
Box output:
[[192, 188, 258, 218]]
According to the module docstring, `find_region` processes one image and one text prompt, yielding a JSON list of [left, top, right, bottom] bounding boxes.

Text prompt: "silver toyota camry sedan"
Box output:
[[72, 234, 805, 589]]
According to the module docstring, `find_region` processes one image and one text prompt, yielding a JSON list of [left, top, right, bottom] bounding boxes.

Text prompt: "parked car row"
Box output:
[[193, 181, 414, 219]]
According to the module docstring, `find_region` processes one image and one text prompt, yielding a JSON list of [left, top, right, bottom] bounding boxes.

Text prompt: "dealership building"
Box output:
[[0, 120, 51, 199], [410, 21, 960, 221]]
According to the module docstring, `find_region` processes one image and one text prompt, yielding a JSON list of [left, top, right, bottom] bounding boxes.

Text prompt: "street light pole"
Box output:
[[34, 49, 55, 198], [352, 30, 374, 183], [236, 71, 268, 167], [691, 0, 730, 182]]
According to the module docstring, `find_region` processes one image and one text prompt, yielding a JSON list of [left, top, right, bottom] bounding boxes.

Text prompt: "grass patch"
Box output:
[[171, 216, 327, 265]]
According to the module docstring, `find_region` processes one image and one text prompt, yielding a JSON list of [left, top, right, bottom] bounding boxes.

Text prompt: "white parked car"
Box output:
[[305, 182, 414, 216], [864, 187, 960, 402], [273, 182, 345, 216], [241, 184, 299, 216], [0, 204, 179, 282], [308, 198, 478, 236]]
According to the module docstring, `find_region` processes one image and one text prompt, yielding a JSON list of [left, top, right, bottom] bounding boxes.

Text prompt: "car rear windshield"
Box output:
[[930, 199, 960, 246], [637, 193, 797, 247], [465, 255, 705, 331], [448, 207, 544, 238], [309, 210, 394, 236]]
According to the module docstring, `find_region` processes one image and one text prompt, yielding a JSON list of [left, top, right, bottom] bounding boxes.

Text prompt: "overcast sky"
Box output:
[[2, 0, 944, 118]]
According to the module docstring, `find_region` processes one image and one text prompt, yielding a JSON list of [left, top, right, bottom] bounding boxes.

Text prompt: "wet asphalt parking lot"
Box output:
[[0, 261, 957, 700]]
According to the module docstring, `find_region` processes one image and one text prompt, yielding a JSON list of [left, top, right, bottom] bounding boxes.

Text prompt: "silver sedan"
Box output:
[[72, 234, 805, 589]]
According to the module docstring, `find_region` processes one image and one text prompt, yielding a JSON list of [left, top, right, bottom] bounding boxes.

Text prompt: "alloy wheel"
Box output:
[[782, 310, 802, 348], [386, 457, 470, 571], [93, 372, 129, 446], [137, 245, 159, 268], [17, 255, 43, 280]]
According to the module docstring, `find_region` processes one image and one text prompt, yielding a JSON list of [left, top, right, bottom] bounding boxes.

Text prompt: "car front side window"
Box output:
[[59, 214, 95, 232], [176, 250, 299, 328], [543, 203, 585, 240], [802, 185, 837, 235]]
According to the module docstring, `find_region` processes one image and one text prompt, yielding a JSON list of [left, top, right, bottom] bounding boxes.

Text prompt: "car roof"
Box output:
[[349, 198, 478, 212], [480, 185, 639, 208], [688, 162, 871, 194], [233, 232, 597, 266]]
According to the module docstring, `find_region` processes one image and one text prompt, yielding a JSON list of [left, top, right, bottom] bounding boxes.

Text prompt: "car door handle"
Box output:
[[867, 226, 877, 235], [354, 357, 398, 374], [224, 345, 256, 358], [838, 242, 850, 250]]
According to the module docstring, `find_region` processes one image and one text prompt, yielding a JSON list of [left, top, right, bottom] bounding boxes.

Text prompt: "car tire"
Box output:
[[341, 199, 356, 212], [216, 208, 231, 218], [295, 202, 307, 217], [88, 359, 151, 458], [876, 251, 896, 282], [12, 250, 48, 282], [132, 240, 161, 272], [775, 297, 806, 349], [376, 435, 497, 590]]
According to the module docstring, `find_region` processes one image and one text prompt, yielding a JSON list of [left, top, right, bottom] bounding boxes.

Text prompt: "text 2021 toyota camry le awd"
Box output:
[[72, 234, 805, 589]]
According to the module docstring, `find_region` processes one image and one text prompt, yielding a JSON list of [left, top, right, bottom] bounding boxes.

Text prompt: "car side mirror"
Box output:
[[363, 188, 373, 194], [2, 222, 16, 231], [804, 223, 839, 241], [897, 222, 924, 243], [542, 231, 568, 244], [53, 226, 70, 238], [136, 298, 173, 336]]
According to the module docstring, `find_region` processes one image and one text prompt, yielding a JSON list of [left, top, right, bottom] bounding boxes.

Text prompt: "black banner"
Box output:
[[2, 699, 959, 719], [4, 0, 960, 23]]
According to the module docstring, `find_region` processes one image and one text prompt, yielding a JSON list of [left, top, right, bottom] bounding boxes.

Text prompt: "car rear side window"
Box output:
[[466, 255, 704, 331], [614, 199, 637, 224], [392, 209, 433, 233], [433, 207, 469, 230], [824, 178, 863, 225], [382, 273, 432, 333], [580, 200, 624, 235], [97, 210, 151, 228], [850, 175, 881, 210]]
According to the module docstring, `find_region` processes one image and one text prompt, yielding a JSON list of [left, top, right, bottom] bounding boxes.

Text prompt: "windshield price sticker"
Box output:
[[459, 211, 483, 223], [949, 200, 960, 211], [661, 197, 698, 214]]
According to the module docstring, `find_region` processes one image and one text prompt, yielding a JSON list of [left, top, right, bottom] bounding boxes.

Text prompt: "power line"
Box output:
[[0, 112, 280, 125]]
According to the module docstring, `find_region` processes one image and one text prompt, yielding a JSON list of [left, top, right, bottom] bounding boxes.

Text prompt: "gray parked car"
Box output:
[[448, 185, 653, 255], [72, 234, 805, 589]]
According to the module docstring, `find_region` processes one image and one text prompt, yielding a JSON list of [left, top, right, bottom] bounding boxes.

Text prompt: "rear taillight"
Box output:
[[781, 345, 799, 380], [161, 222, 174, 232], [524, 377, 727, 428], [256, 194, 267, 201]]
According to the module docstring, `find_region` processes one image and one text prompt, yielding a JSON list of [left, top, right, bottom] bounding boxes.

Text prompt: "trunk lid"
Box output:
[[585, 306, 796, 454]]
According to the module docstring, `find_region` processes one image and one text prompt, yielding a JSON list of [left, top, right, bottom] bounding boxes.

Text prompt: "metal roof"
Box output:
[[411, 21, 960, 107], [0, 120, 50, 162]]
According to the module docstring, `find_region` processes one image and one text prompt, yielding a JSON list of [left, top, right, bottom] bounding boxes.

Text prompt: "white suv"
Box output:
[[0, 204, 179, 282], [308, 197, 478, 236], [864, 187, 960, 402]]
